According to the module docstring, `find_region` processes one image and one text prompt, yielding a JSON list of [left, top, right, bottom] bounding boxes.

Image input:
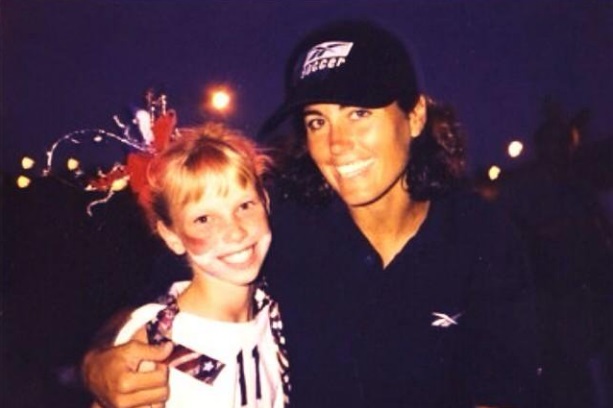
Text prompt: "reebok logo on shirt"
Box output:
[[431, 312, 463, 328]]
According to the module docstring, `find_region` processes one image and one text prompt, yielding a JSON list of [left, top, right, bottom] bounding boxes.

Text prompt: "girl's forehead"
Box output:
[[200, 176, 256, 199], [175, 180, 259, 220], [197, 166, 255, 193], [176, 171, 258, 207]]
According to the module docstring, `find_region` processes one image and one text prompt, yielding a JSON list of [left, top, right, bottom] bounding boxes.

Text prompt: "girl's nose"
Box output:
[[225, 216, 248, 242]]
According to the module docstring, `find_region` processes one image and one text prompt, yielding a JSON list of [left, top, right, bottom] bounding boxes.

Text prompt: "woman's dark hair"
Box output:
[[406, 98, 466, 200], [266, 97, 466, 207]]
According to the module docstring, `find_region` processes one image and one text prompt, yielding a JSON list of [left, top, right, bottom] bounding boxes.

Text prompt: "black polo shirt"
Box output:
[[266, 190, 539, 408]]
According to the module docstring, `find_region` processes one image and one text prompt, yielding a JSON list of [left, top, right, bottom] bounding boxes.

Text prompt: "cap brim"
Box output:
[[258, 93, 396, 140], [257, 102, 298, 140]]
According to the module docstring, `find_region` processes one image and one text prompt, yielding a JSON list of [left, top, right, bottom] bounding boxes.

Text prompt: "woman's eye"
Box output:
[[239, 200, 256, 211], [305, 117, 325, 131], [349, 109, 371, 120]]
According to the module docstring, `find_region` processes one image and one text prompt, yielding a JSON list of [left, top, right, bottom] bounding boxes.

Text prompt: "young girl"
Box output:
[[112, 123, 290, 407]]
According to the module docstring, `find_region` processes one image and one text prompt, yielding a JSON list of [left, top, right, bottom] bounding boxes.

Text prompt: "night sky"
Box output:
[[2, 0, 612, 175]]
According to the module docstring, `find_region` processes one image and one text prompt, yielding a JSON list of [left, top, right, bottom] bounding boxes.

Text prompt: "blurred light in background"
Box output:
[[488, 165, 501, 181], [16, 175, 31, 189], [21, 156, 35, 170], [203, 85, 234, 116], [67, 158, 80, 171], [507, 140, 524, 158], [211, 90, 231, 111]]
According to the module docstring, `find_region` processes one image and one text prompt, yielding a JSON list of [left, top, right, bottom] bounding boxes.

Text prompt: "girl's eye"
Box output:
[[349, 109, 371, 120], [304, 117, 326, 131], [194, 215, 209, 224]]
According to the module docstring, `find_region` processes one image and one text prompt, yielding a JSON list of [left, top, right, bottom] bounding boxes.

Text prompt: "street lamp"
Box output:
[[211, 90, 231, 111], [204, 85, 234, 116]]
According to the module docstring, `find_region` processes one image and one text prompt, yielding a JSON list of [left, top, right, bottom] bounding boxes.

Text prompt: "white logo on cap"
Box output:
[[301, 41, 354, 79]]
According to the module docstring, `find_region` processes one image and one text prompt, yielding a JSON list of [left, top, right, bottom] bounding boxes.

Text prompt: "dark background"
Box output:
[[2, 0, 612, 174]]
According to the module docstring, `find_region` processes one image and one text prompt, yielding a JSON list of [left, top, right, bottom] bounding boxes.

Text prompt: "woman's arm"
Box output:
[[81, 308, 172, 408]]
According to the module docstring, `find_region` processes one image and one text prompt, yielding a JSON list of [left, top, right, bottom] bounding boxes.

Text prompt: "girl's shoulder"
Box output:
[[114, 303, 166, 345], [114, 281, 190, 345]]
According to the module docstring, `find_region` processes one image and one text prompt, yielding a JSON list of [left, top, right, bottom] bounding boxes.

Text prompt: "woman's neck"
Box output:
[[349, 183, 430, 268], [178, 275, 254, 323]]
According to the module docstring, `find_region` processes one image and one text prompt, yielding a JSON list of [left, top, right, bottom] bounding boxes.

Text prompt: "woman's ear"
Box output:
[[408, 95, 427, 138], [157, 221, 186, 255]]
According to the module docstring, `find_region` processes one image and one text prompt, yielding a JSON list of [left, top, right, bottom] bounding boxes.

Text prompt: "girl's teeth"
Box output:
[[222, 247, 252, 264]]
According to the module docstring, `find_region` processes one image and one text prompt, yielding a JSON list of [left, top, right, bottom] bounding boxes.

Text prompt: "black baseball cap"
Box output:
[[260, 20, 420, 134]]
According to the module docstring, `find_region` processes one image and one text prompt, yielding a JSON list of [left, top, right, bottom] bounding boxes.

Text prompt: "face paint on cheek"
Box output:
[[181, 233, 215, 256], [186, 249, 215, 268]]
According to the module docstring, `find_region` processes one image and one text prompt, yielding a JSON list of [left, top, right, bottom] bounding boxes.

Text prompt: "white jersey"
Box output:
[[116, 281, 286, 408]]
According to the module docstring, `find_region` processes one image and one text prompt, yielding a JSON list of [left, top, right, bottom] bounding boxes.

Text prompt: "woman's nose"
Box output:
[[329, 123, 353, 155]]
